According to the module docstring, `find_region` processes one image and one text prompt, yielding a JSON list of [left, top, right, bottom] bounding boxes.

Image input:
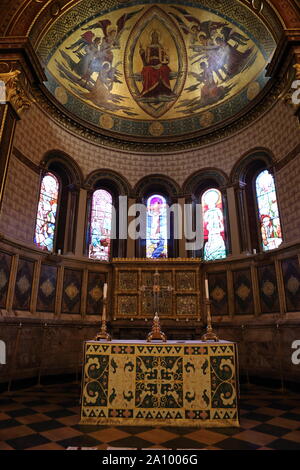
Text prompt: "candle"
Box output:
[[57, 249, 61, 255], [253, 249, 257, 254], [103, 283, 107, 299], [205, 278, 209, 299]]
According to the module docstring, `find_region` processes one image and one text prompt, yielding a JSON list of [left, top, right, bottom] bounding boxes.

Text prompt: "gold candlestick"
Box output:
[[147, 312, 167, 342], [201, 299, 219, 342], [95, 298, 111, 341]]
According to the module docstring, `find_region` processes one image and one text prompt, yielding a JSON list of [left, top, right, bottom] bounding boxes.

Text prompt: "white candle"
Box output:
[[57, 249, 61, 255], [253, 249, 257, 254], [103, 283, 107, 299], [205, 278, 209, 299]]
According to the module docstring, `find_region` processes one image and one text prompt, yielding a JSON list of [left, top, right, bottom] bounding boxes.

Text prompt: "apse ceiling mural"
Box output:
[[38, 0, 277, 141]]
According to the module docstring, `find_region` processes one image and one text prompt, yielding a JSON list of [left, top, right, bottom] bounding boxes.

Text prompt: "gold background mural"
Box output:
[[40, 1, 276, 139]]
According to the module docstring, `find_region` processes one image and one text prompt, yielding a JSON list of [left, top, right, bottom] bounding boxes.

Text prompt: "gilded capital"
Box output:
[[0, 69, 32, 115]]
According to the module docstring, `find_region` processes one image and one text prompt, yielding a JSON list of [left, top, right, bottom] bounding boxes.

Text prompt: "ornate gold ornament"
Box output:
[[0, 70, 31, 115]]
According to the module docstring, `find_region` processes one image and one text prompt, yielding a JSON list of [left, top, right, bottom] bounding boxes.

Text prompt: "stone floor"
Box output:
[[0, 381, 300, 450]]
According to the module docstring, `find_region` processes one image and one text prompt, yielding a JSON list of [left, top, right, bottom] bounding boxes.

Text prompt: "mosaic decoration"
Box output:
[[119, 271, 138, 290], [202, 188, 226, 260], [13, 259, 34, 311], [0, 252, 12, 309], [34, 172, 59, 252], [81, 341, 239, 427], [86, 271, 106, 315], [255, 170, 282, 251], [146, 194, 168, 259], [233, 269, 254, 315], [89, 189, 113, 261], [36, 264, 58, 312], [282, 257, 300, 312], [38, 0, 276, 142], [208, 271, 228, 316], [62, 268, 83, 314], [257, 264, 279, 313], [176, 295, 197, 316], [176, 271, 196, 291], [117, 295, 138, 316]]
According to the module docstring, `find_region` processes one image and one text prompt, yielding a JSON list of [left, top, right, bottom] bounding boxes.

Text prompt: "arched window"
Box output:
[[201, 188, 227, 260], [88, 189, 113, 261], [146, 194, 168, 258], [255, 170, 282, 251], [34, 172, 59, 252], [146, 194, 168, 259]]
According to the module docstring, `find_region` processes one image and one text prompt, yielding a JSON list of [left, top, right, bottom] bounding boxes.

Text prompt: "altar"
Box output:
[[80, 340, 239, 428]]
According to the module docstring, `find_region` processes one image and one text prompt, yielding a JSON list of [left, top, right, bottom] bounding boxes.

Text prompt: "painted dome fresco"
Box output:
[[37, 0, 277, 143]]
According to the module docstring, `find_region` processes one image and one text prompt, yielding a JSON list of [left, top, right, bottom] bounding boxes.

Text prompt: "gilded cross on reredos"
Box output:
[[140, 269, 173, 316]]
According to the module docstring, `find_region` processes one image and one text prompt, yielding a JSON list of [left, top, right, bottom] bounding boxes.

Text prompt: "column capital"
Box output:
[[0, 69, 31, 116]]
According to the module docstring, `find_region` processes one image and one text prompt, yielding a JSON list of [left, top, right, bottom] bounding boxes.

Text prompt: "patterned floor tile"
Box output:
[[266, 417, 300, 430], [254, 407, 285, 417], [137, 429, 178, 444], [239, 418, 262, 429], [184, 429, 226, 445], [40, 426, 82, 442], [6, 433, 51, 450], [281, 430, 300, 443], [28, 419, 65, 432], [58, 434, 102, 449], [161, 437, 206, 449], [87, 428, 130, 443], [0, 425, 34, 441], [234, 430, 276, 446], [268, 439, 300, 450], [216, 438, 259, 450], [108, 436, 154, 449], [1, 382, 300, 450], [252, 423, 290, 437]]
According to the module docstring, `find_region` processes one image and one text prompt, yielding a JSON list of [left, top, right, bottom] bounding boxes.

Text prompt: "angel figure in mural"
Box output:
[[176, 60, 234, 112], [169, 6, 228, 42], [56, 33, 133, 113], [139, 29, 176, 101], [82, 8, 144, 50], [66, 31, 96, 57]]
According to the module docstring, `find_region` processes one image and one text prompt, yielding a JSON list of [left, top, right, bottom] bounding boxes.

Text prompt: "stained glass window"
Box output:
[[146, 194, 168, 259], [255, 170, 282, 251], [34, 172, 59, 252], [201, 188, 226, 260], [89, 189, 113, 261]]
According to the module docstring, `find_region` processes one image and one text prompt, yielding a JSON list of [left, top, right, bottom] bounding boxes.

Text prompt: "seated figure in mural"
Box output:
[[139, 30, 175, 100], [203, 189, 226, 260]]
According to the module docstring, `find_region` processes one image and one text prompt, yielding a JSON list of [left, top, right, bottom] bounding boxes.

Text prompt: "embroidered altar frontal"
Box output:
[[80, 340, 239, 427]]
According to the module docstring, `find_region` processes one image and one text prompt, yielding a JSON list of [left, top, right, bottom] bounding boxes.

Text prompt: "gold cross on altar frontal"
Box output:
[[140, 269, 173, 342]]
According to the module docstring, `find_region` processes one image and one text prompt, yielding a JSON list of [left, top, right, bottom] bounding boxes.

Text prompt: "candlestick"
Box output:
[[103, 283, 107, 299], [201, 300, 219, 342], [147, 312, 167, 342], [95, 298, 111, 341], [205, 278, 209, 299]]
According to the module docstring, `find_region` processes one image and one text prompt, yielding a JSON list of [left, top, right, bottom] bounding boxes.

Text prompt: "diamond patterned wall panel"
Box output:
[[0, 251, 12, 308], [207, 271, 228, 316], [37, 264, 58, 312], [281, 257, 300, 312], [86, 271, 106, 315], [13, 258, 34, 310], [257, 263, 280, 313], [233, 268, 254, 315], [62, 268, 83, 314]]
